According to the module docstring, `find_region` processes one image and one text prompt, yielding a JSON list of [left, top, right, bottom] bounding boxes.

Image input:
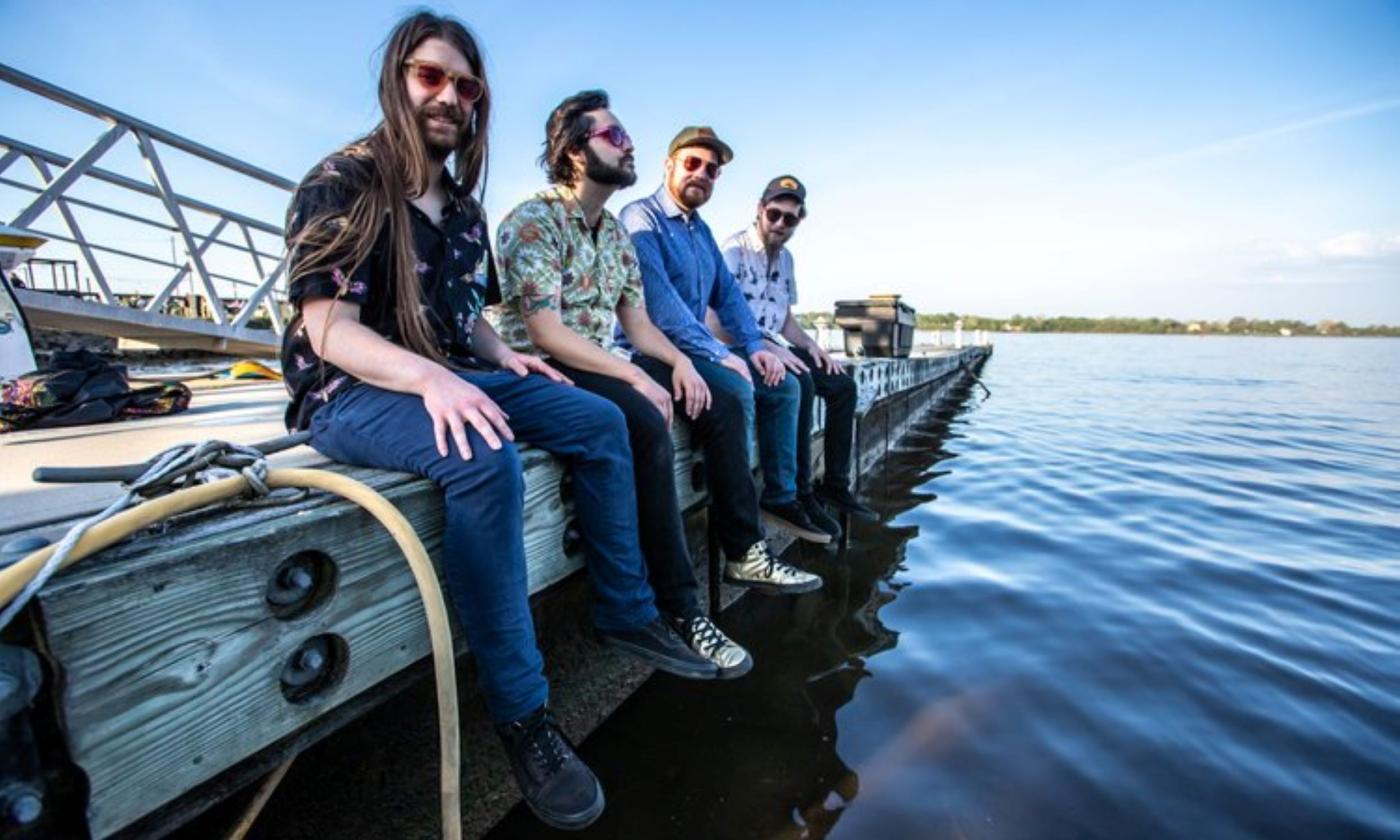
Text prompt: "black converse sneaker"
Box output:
[[724, 541, 823, 595], [799, 492, 843, 541], [817, 482, 878, 521], [495, 706, 605, 830], [599, 616, 720, 679], [760, 499, 833, 544], [673, 614, 753, 679]]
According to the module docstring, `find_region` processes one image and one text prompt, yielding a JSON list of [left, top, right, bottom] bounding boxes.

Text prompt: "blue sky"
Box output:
[[3, 0, 1399, 323]]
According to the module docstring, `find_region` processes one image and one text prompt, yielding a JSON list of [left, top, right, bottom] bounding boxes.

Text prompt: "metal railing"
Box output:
[[0, 62, 294, 337]]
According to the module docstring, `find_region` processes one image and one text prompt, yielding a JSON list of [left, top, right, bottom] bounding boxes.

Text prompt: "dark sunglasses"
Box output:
[[764, 207, 802, 227], [403, 59, 484, 103], [681, 155, 722, 179], [587, 124, 632, 150]]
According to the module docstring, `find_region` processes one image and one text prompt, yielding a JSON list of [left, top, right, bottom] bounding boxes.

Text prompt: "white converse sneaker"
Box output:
[[673, 615, 753, 679], [724, 541, 823, 595]]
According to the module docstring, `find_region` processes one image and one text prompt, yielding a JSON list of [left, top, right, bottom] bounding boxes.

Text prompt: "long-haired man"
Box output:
[[280, 13, 712, 830]]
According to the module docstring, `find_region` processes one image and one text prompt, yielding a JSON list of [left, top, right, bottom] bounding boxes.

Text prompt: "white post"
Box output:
[[954, 319, 964, 349]]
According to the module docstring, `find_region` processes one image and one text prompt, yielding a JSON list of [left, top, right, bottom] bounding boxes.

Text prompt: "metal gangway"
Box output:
[[1, 63, 294, 356]]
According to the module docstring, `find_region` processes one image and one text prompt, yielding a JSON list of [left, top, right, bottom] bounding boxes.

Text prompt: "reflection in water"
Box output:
[[498, 335, 1400, 839], [489, 387, 980, 840]]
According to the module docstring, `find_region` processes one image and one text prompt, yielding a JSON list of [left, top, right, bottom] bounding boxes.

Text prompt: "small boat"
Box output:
[[0, 225, 43, 380]]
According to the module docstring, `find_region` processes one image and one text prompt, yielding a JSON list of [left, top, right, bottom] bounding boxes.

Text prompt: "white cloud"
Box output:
[[1273, 230, 1400, 265], [1108, 97, 1400, 175]]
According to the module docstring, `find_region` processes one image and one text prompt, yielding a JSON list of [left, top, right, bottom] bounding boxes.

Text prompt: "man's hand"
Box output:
[[750, 349, 787, 387], [500, 350, 573, 385], [630, 370, 674, 427], [719, 352, 752, 385], [809, 344, 844, 374], [766, 340, 810, 376], [669, 356, 711, 420], [421, 367, 515, 460]]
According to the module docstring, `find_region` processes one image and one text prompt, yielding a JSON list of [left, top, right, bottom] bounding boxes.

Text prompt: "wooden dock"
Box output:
[[0, 346, 990, 839]]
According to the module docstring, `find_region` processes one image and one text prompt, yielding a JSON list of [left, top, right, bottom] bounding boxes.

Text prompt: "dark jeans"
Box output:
[[790, 346, 858, 494], [632, 353, 767, 563], [547, 358, 702, 620], [730, 347, 801, 505], [308, 370, 658, 723]]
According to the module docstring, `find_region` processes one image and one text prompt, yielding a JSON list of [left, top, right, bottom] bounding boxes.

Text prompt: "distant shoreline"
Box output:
[[796, 313, 1400, 338]]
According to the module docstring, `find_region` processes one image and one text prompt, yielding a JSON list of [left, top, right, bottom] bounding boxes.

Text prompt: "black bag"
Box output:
[[0, 349, 191, 432]]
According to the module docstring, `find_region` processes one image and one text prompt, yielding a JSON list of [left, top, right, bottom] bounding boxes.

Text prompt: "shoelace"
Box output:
[[687, 616, 729, 656], [757, 547, 800, 582], [517, 716, 569, 778]]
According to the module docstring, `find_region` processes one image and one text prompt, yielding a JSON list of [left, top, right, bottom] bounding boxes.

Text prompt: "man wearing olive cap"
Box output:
[[619, 127, 836, 562]]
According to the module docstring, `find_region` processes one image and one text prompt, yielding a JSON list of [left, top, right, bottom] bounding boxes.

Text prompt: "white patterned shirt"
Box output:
[[720, 225, 797, 341]]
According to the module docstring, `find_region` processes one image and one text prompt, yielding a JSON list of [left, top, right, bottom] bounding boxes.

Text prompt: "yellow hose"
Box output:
[[0, 468, 462, 840]]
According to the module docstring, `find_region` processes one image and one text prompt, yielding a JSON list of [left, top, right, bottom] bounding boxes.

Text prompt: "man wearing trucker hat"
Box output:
[[721, 176, 877, 536]]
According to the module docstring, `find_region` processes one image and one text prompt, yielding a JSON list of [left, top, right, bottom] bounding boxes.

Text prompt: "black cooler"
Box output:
[[834, 294, 916, 358]]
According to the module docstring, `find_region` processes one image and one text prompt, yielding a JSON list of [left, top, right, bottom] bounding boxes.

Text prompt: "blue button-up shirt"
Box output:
[[617, 186, 766, 361]]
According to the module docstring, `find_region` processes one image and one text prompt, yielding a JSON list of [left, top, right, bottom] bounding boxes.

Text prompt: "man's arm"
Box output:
[[617, 303, 711, 420], [708, 236, 766, 357], [621, 203, 732, 361], [470, 317, 572, 384], [779, 309, 843, 373], [705, 234, 784, 385], [303, 297, 515, 459]]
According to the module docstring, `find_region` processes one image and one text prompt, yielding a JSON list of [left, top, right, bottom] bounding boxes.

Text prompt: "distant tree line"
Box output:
[[795, 311, 1400, 337]]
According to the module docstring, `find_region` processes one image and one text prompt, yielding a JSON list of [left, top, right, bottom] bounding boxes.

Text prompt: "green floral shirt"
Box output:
[[495, 185, 645, 353]]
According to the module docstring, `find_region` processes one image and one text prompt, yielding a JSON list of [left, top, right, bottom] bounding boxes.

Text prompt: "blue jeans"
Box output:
[[308, 370, 658, 723], [726, 348, 801, 505]]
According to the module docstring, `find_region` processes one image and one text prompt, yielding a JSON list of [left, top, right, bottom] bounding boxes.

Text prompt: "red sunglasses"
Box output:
[[587, 124, 632, 150], [681, 155, 721, 179], [403, 59, 484, 103]]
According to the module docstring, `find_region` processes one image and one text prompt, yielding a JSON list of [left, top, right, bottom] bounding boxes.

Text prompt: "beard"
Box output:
[[762, 228, 792, 248], [582, 144, 637, 187], [675, 178, 712, 209], [416, 101, 466, 159]]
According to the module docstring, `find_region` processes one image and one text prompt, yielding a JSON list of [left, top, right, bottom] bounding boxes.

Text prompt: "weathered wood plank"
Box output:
[[39, 480, 445, 838]]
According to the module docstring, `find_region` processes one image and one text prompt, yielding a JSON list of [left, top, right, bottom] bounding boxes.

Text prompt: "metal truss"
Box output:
[[0, 62, 295, 344]]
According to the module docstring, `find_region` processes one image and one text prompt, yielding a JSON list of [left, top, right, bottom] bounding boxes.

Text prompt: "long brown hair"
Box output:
[[288, 11, 491, 363]]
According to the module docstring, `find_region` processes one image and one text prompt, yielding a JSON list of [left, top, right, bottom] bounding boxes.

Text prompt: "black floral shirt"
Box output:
[[280, 151, 501, 430]]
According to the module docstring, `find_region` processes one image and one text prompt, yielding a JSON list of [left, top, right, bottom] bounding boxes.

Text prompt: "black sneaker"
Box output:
[[599, 616, 720, 679], [817, 482, 878, 521], [760, 500, 833, 544], [799, 493, 843, 541], [496, 707, 605, 831]]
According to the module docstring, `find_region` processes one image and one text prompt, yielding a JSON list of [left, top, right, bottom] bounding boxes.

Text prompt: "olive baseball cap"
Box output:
[[668, 125, 734, 164], [761, 175, 806, 205]]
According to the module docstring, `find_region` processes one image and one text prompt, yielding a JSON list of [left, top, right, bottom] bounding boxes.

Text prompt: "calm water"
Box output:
[[492, 334, 1400, 840]]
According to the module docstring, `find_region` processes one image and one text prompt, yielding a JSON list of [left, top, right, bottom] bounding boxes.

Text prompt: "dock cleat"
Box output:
[[725, 541, 823, 595], [673, 614, 753, 679]]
